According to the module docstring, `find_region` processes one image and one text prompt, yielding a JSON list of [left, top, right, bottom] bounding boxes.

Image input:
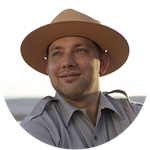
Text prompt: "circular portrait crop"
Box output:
[[1, 1, 149, 149]]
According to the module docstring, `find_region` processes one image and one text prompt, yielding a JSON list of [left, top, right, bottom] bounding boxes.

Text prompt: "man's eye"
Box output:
[[53, 52, 60, 56], [52, 49, 87, 57], [77, 49, 83, 52]]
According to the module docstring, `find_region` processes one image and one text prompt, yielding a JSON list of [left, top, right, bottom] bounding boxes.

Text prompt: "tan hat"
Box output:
[[21, 9, 129, 76]]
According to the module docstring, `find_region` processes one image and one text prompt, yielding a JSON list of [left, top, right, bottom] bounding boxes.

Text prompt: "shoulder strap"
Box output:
[[103, 89, 130, 101]]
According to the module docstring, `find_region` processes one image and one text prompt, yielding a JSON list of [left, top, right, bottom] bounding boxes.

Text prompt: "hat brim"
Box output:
[[21, 21, 129, 76]]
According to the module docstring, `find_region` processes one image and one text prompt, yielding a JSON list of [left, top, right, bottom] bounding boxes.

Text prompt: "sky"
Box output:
[[0, 0, 150, 99]]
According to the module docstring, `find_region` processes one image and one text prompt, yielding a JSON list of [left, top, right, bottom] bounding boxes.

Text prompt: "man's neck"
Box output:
[[85, 94, 100, 126], [61, 91, 100, 126]]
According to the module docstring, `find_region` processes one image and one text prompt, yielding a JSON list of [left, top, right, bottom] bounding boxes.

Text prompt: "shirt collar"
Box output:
[[54, 93, 78, 127], [100, 92, 124, 119], [54, 92, 124, 127]]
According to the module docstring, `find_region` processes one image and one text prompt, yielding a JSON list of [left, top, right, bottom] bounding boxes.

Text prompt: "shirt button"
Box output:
[[78, 111, 83, 115], [94, 135, 98, 140]]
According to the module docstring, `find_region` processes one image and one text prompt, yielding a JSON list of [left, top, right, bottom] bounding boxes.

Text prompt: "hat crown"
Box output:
[[51, 9, 100, 24]]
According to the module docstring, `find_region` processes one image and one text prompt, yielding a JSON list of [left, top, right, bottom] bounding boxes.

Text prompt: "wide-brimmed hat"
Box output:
[[21, 9, 129, 76]]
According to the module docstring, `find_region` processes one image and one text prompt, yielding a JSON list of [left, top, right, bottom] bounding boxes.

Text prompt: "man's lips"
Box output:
[[60, 72, 81, 78], [61, 75, 80, 81], [60, 72, 81, 81]]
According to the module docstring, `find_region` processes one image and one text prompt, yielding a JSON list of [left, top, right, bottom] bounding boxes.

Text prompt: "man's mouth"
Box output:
[[61, 74, 80, 78], [60, 72, 81, 81]]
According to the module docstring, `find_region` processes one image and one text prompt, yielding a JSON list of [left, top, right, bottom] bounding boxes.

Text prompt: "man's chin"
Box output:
[[58, 90, 83, 101]]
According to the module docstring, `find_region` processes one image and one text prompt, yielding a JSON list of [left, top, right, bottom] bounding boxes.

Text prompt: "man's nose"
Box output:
[[61, 54, 77, 69]]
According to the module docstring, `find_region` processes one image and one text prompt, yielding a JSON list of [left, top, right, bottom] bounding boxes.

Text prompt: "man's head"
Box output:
[[46, 36, 109, 100]]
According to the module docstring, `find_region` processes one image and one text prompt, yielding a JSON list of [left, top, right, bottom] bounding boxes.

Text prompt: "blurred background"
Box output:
[[1, 0, 149, 123]]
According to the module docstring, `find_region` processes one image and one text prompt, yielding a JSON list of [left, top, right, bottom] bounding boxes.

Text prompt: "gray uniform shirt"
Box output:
[[20, 90, 143, 149]]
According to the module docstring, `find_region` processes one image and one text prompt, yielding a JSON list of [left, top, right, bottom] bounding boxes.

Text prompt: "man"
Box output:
[[20, 9, 143, 148]]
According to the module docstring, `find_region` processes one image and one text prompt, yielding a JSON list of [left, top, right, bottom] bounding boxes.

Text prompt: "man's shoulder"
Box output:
[[20, 95, 57, 123], [102, 90, 143, 115], [20, 95, 58, 146]]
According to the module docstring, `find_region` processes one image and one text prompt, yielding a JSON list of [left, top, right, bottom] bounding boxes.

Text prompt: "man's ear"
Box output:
[[99, 53, 109, 76], [46, 63, 49, 75]]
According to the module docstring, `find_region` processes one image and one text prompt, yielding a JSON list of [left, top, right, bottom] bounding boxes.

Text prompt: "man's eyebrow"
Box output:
[[50, 43, 88, 52], [73, 43, 89, 48], [53, 45, 63, 50], [50, 45, 63, 52]]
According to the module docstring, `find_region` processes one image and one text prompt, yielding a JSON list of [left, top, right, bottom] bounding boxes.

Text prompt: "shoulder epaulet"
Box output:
[[103, 89, 143, 106], [103, 89, 129, 99]]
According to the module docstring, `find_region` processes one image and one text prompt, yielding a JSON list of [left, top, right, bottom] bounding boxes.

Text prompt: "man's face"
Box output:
[[46, 37, 101, 101]]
